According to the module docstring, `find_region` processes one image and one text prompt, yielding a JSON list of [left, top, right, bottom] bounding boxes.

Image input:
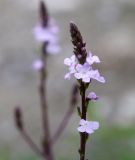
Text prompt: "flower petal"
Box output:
[[47, 43, 61, 54], [92, 55, 100, 63], [83, 63, 91, 71], [82, 76, 90, 83], [86, 52, 100, 65], [88, 121, 99, 130], [79, 119, 87, 125], [77, 126, 86, 133], [87, 92, 99, 100], [97, 76, 106, 83], [76, 64, 83, 72], [70, 55, 76, 62], [69, 65, 76, 73], [33, 59, 43, 70], [64, 58, 71, 66], [64, 73, 71, 80], [33, 24, 59, 43], [86, 126, 94, 134]]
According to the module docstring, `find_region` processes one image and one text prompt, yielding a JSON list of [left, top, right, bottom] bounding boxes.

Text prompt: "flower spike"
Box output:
[[70, 22, 87, 64], [39, 0, 49, 27]]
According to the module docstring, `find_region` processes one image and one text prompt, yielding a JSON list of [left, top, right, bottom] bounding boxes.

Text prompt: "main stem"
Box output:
[[39, 43, 54, 160], [80, 82, 86, 160]]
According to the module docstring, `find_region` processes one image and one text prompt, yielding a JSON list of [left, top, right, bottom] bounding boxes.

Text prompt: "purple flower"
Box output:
[[33, 59, 44, 70], [88, 69, 105, 83], [33, 18, 60, 54], [77, 119, 99, 134], [64, 53, 105, 83], [74, 63, 91, 83], [33, 25, 57, 42], [64, 55, 76, 66], [46, 42, 61, 55], [87, 92, 99, 101], [86, 52, 100, 65], [64, 73, 71, 80], [64, 55, 77, 80], [74, 63, 105, 83]]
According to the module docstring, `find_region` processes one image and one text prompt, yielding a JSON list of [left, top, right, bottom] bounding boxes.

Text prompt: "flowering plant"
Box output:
[[33, 0, 60, 55], [13, 1, 105, 160], [64, 22, 105, 160]]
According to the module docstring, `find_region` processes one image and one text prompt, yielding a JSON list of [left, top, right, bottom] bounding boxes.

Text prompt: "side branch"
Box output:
[[19, 129, 45, 158], [51, 84, 78, 145], [51, 106, 74, 145], [14, 106, 45, 158]]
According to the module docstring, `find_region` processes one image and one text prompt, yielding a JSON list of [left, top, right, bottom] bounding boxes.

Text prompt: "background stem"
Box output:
[[51, 106, 74, 145], [39, 43, 54, 160], [20, 130, 44, 158]]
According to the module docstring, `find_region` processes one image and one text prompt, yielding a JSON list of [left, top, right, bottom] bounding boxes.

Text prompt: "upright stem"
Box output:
[[39, 43, 54, 160], [80, 82, 86, 160]]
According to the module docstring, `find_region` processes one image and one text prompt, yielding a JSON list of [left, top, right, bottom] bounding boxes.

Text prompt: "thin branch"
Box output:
[[14, 107, 45, 158], [51, 106, 74, 145], [51, 84, 78, 145], [19, 129, 45, 158]]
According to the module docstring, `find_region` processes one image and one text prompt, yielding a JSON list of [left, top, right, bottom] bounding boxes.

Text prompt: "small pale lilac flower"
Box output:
[[64, 55, 77, 80], [87, 92, 99, 101], [46, 42, 61, 54], [77, 119, 99, 134], [49, 18, 59, 34], [33, 24, 58, 43], [88, 69, 105, 83], [64, 55, 76, 66], [86, 52, 100, 65], [33, 59, 44, 70], [33, 18, 60, 54], [74, 63, 91, 83], [64, 54, 105, 83], [64, 73, 71, 80], [74, 63, 105, 83]]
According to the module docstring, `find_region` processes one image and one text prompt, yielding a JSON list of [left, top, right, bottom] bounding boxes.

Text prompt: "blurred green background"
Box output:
[[0, 0, 135, 159]]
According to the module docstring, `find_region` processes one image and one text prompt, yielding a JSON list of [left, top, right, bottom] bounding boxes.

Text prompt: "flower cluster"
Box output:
[[64, 22, 106, 138], [33, 18, 60, 54], [64, 52, 103, 135], [64, 52, 105, 83], [78, 119, 99, 134], [77, 92, 99, 135], [33, 0, 60, 55]]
